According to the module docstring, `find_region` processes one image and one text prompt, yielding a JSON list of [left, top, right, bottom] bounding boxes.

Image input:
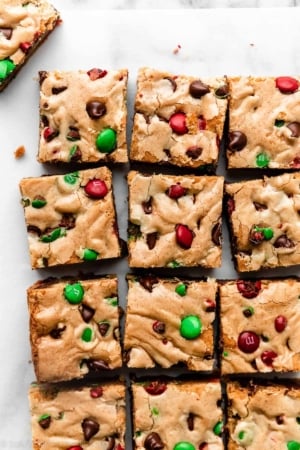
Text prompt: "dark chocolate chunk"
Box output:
[[86, 101, 107, 119], [98, 321, 110, 336], [59, 213, 76, 230], [50, 325, 66, 339], [186, 146, 202, 159], [139, 275, 159, 292], [215, 84, 229, 98], [146, 232, 158, 250], [228, 131, 247, 151], [189, 80, 210, 98], [52, 86, 67, 95], [274, 234, 295, 248], [79, 304, 95, 323], [81, 418, 100, 441], [144, 432, 164, 450], [187, 412, 194, 431]]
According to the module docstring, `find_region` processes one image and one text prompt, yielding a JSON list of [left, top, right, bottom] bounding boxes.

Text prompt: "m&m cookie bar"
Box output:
[[128, 171, 224, 268], [27, 275, 122, 382], [130, 67, 228, 171], [132, 380, 223, 450], [227, 76, 300, 169], [225, 172, 300, 272], [29, 382, 126, 449], [37, 68, 128, 163], [220, 278, 300, 374], [19, 167, 122, 269], [0, 0, 60, 92], [226, 381, 300, 450], [124, 275, 217, 370]]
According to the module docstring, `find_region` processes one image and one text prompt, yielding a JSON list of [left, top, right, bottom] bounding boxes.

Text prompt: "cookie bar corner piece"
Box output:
[[0, 0, 60, 92], [37, 68, 128, 163], [130, 66, 228, 170]]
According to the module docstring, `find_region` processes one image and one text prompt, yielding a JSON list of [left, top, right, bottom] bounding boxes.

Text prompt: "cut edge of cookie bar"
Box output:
[[226, 380, 300, 450], [219, 278, 300, 375], [37, 68, 128, 164], [124, 274, 218, 371], [27, 274, 123, 383], [227, 75, 300, 170], [127, 170, 224, 269], [19, 166, 123, 269], [225, 171, 300, 272], [0, 0, 60, 93], [28, 380, 126, 450], [130, 66, 228, 172], [131, 378, 224, 450]]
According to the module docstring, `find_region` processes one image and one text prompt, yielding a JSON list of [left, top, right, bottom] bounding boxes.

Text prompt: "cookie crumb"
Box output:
[[14, 145, 26, 158], [173, 44, 182, 54]]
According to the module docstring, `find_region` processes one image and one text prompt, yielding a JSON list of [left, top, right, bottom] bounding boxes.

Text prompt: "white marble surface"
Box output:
[[0, 5, 300, 450]]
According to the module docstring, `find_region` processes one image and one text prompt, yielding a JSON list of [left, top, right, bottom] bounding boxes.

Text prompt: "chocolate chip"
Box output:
[[144, 432, 164, 450], [52, 86, 67, 95], [274, 234, 295, 248], [163, 148, 171, 158], [253, 201, 267, 211], [146, 232, 158, 250], [164, 76, 177, 92], [189, 80, 210, 98], [98, 322, 110, 336], [152, 321, 165, 334], [85, 359, 110, 372], [139, 275, 159, 292], [287, 122, 300, 137], [79, 304, 95, 322], [212, 222, 222, 246], [276, 415, 284, 425], [106, 437, 116, 450], [50, 325, 66, 339], [86, 101, 107, 119], [81, 418, 100, 441], [142, 197, 153, 214], [228, 131, 247, 151], [27, 225, 41, 236], [41, 115, 49, 127], [199, 443, 208, 450], [67, 127, 81, 141], [187, 413, 194, 431], [39, 71, 48, 85], [0, 27, 13, 39], [186, 146, 202, 159], [215, 84, 229, 98], [59, 213, 76, 229]]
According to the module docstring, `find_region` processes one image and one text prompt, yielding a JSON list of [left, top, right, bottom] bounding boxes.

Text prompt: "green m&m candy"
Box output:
[[287, 441, 300, 450], [64, 282, 84, 304], [256, 152, 270, 168], [64, 171, 79, 185], [180, 315, 202, 339], [82, 248, 99, 261], [96, 128, 117, 153], [175, 283, 187, 296], [262, 227, 274, 240], [0, 58, 16, 81], [81, 327, 93, 342], [213, 420, 223, 436], [173, 442, 195, 450], [32, 196, 47, 209]]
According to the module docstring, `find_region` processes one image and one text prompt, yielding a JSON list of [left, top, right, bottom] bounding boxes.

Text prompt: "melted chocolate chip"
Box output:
[[215, 84, 229, 98], [139, 275, 159, 292], [50, 325, 66, 339], [86, 101, 107, 119], [27, 225, 41, 236], [287, 122, 300, 137], [98, 322, 110, 336], [212, 222, 222, 246], [187, 413, 194, 431], [142, 198, 153, 214], [59, 214, 76, 229], [81, 418, 100, 441], [276, 415, 285, 425], [79, 304, 95, 322], [85, 359, 110, 372], [189, 80, 210, 98], [164, 76, 177, 92], [274, 234, 295, 248], [52, 86, 67, 95], [144, 432, 164, 450], [146, 232, 158, 250], [253, 201, 267, 211], [228, 131, 247, 151], [67, 127, 81, 141], [186, 146, 202, 159], [0, 27, 13, 39]]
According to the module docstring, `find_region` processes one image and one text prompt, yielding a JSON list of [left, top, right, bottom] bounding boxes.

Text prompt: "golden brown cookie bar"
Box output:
[[220, 278, 300, 374], [128, 171, 224, 268], [124, 275, 217, 370], [19, 167, 122, 269], [225, 172, 300, 272], [27, 275, 122, 382], [29, 381, 126, 450], [227, 76, 300, 169], [0, 0, 60, 92], [226, 381, 300, 450], [130, 67, 228, 171], [37, 68, 128, 163], [132, 380, 223, 450]]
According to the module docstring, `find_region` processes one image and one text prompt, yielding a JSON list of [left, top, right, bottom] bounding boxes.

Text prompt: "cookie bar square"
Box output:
[[227, 76, 300, 169], [220, 278, 300, 374], [128, 171, 224, 268], [0, 0, 60, 92], [226, 381, 300, 450], [130, 67, 228, 170], [124, 275, 217, 370], [132, 380, 223, 450], [19, 167, 121, 269], [225, 172, 300, 272], [27, 275, 122, 382], [37, 68, 128, 163], [29, 381, 126, 449]]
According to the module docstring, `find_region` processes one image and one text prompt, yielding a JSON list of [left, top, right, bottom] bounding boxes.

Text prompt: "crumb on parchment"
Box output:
[[14, 145, 26, 158], [173, 44, 182, 54]]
